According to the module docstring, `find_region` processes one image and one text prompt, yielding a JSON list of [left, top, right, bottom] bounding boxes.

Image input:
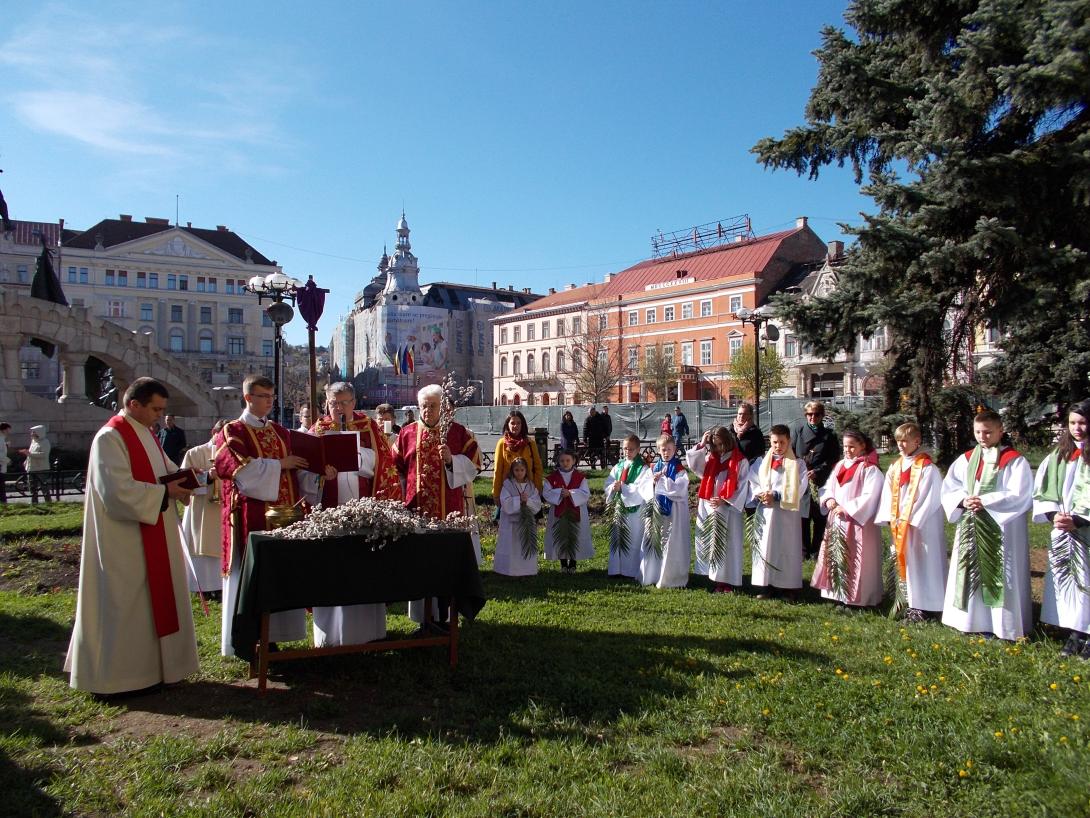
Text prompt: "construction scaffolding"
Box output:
[[651, 214, 753, 259]]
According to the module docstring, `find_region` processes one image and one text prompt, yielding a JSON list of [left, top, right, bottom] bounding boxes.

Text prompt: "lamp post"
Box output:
[[244, 272, 303, 425], [733, 305, 778, 429]]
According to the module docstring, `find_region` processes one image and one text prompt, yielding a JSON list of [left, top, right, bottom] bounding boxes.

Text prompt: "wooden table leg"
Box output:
[[257, 612, 271, 695], [448, 596, 459, 669]]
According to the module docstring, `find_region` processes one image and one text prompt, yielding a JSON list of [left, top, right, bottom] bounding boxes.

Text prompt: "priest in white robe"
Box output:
[[65, 377, 199, 694], [180, 420, 226, 594]]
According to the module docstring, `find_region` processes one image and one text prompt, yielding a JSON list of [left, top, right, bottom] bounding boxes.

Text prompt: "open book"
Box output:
[[289, 429, 361, 473]]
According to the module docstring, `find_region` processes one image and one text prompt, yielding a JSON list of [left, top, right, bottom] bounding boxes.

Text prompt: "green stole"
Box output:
[[612, 458, 645, 513], [1035, 448, 1090, 517]]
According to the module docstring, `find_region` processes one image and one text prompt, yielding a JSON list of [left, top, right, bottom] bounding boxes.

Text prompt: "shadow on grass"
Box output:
[[0, 610, 72, 818], [116, 620, 826, 745]]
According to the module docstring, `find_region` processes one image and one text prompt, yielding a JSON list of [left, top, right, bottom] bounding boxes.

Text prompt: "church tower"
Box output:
[[380, 212, 422, 304]]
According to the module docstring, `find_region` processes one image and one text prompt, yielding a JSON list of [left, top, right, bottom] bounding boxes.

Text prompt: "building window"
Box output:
[[229, 308, 244, 324], [514, 326, 521, 342], [572, 316, 581, 334], [513, 355, 521, 375], [208, 277, 217, 293], [500, 328, 508, 344], [556, 351, 566, 372], [16, 264, 28, 284], [646, 308, 656, 324], [80, 267, 89, 284], [527, 324, 535, 341], [199, 335, 213, 353], [196, 277, 206, 293], [170, 305, 183, 322], [729, 295, 743, 312], [682, 302, 693, 320], [572, 350, 582, 372], [598, 349, 608, 369], [178, 275, 188, 291], [169, 331, 184, 352], [228, 336, 245, 355], [262, 312, 273, 327], [681, 342, 694, 366], [149, 272, 159, 288], [729, 335, 743, 359], [556, 319, 565, 336], [167, 274, 177, 290], [140, 303, 153, 321], [118, 270, 128, 287], [237, 280, 246, 291], [645, 345, 656, 364], [263, 340, 274, 357], [200, 306, 212, 324], [541, 351, 550, 373], [628, 346, 638, 370], [663, 342, 675, 362], [700, 340, 712, 366], [21, 362, 40, 379], [225, 280, 235, 294], [105, 269, 115, 286], [137, 271, 146, 288], [628, 310, 638, 327], [527, 353, 535, 373], [500, 357, 508, 376], [541, 321, 550, 340], [107, 300, 124, 318], [68, 266, 77, 283], [700, 300, 712, 317], [664, 305, 675, 322], [785, 335, 798, 357]]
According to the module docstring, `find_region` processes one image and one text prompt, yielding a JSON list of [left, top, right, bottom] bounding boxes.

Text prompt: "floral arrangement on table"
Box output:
[[269, 496, 474, 548]]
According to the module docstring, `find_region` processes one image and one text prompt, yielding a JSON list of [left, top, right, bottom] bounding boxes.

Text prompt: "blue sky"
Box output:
[[1, 0, 871, 345]]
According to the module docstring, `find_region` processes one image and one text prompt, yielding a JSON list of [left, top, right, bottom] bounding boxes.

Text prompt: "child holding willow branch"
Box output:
[[811, 429, 883, 610], [495, 457, 541, 576], [1034, 399, 1090, 657], [941, 409, 1033, 641]]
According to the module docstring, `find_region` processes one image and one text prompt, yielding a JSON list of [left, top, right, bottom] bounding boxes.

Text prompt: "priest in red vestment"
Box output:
[[299, 381, 402, 646], [214, 374, 309, 657], [395, 383, 481, 625]]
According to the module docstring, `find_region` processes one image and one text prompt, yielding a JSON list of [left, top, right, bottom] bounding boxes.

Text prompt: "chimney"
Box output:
[[186, 221, 192, 228], [508, 284, 514, 291], [795, 216, 808, 229], [119, 214, 132, 222], [548, 287, 556, 295], [59, 218, 64, 231], [827, 240, 844, 260], [492, 281, 497, 289], [523, 287, 531, 294], [734, 235, 745, 242], [145, 217, 169, 225], [217, 225, 228, 232], [604, 272, 613, 283], [566, 283, 576, 290]]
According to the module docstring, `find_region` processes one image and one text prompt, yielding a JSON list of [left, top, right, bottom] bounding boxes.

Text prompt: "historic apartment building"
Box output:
[[492, 217, 830, 406], [1, 215, 279, 398]]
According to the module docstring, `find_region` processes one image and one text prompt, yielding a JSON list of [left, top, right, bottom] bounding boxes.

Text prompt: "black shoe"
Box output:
[[1061, 632, 1085, 657], [1078, 635, 1090, 661], [904, 608, 926, 624]]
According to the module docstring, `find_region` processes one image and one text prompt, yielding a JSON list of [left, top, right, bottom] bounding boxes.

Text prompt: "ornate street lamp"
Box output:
[[245, 273, 304, 425], [733, 305, 779, 428]]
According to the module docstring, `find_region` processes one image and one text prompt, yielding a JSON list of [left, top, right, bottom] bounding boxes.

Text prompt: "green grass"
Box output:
[[0, 494, 1087, 816], [0, 502, 83, 538]]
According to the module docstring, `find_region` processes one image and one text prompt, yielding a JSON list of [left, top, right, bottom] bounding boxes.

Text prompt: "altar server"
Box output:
[[748, 424, 808, 598], [640, 434, 691, 588], [687, 425, 750, 592], [180, 420, 227, 595], [495, 457, 542, 576], [605, 434, 654, 579], [543, 449, 593, 573]]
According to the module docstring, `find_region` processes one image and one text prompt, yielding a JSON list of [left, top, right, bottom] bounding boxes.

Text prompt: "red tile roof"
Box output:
[[504, 282, 607, 316], [600, 227, 801, 297]]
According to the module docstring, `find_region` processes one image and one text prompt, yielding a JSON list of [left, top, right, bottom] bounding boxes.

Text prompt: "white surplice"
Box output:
[[542, 470, 594, 561], [299, 441, 385, 647], [494, 477, 542, 576], [604, 460, 654, 578], [687, 447, 750, 585], [640, 464, 691, 588], [1034, 445, 1090, 635], [814, 460, 883, 606], [941, 450, 1033, 640], [747, 455, 808, 590], [179, 441, 222, 593], [875, 454, 948, 611], [64, 414, 199, 693]]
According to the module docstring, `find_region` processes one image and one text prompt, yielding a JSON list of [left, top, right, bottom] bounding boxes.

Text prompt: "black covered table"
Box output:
[[232, 530, 485, 692]]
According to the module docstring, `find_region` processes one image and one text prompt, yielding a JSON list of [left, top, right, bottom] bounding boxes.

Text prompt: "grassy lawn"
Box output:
[[1, 482, 1088, 817]]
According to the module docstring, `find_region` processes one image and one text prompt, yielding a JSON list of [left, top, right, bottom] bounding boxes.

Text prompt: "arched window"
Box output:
[[527, 353, 535, 374], [513, 355, 521, 375], [513, 393, 521, 405], [500, 356, 508, 377], [541, 393, 551, 405], [541, 352, 550, 373], [556, 351, 565, 372], [501, 395, 508, 405]]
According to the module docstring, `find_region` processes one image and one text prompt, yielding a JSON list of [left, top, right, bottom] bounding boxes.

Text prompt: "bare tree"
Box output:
[[568, 309, 623, 403], [638, 343, 678, 401]]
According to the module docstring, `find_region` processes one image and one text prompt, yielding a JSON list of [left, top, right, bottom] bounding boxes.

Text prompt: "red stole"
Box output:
[[697, 447, 744, 501], [105, 415, 180, 637], [547, 469, 585, 520], [964, 446, 1022, 480]]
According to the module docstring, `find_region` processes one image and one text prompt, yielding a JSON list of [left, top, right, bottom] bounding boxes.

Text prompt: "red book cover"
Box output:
[[289, 430, 359, 473], [159, 468, 200, 491]]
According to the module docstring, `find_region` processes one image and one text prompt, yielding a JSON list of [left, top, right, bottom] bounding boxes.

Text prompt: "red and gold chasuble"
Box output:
[[395, 421, 480, 520], [214, 418, 297, 575], [310, 412, 401, 507]]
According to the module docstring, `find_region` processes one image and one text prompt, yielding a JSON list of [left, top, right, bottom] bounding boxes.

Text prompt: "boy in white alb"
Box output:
[[605, 435, 654, 579], [543, 450, 593, 573], [640, 435, 691, 588], [748, 424, 808, 599]]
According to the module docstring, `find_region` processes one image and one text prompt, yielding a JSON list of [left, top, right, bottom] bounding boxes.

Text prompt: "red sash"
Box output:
[[964, 446, 1022, 480], [698, 447, 744, 501], [105, 415, 180, 637], [547, 469, 585, 520]]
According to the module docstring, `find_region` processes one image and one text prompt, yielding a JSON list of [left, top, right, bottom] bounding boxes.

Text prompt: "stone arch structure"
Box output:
[[0, 290, 237, 452]]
